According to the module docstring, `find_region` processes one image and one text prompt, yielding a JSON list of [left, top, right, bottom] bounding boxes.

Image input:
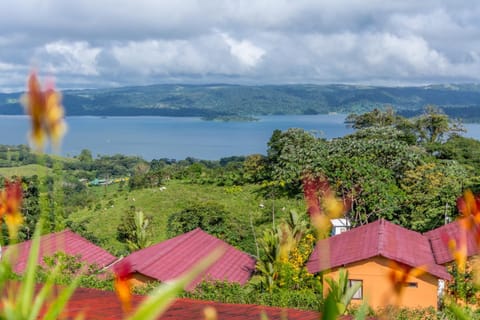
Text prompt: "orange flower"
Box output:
[[441, 231, 468, 273], [388, 260, 426, 297], [21, 71, 67, 151], [457, 190, 480, 245], [0, 179, 23, 240], [114, 261, 133, 314]]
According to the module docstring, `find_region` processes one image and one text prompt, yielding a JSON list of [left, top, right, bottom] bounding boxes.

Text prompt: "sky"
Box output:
[[1, 0, 480, 91]]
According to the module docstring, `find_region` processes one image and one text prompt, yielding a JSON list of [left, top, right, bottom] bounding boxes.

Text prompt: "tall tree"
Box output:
[[413, 105, 464, 144]]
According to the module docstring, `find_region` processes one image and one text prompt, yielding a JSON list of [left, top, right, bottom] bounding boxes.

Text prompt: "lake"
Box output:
[[0, 114, 479, 160]]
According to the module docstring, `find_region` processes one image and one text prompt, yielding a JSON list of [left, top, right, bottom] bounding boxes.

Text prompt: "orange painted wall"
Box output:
[[323, 256, 439, 310], [130, 272, 157, 287]]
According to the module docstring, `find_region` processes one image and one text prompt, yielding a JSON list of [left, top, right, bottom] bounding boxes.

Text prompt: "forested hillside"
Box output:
[[2, 83, 480, 120]]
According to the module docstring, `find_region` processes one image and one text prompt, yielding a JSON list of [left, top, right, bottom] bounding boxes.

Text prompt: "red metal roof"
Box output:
[[57, 286, 320, 319], [424, 220, 479, 265], [306, 219, 451, 280], [4, 229, 117, 274], [115, 228, 256, 289]]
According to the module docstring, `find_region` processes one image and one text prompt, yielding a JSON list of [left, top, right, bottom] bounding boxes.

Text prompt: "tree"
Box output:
[[167, 201, 232, 243], [77, 149, 93, 163], [400, 161, 467, 231], [413, 105, 464, 144], [19, 176, 41, 241], [243, 154, 268, 183], [266, 128, 327, 193], [345, 107, 398, 129]]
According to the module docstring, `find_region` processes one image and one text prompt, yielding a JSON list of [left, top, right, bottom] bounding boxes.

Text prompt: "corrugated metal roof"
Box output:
[[4, 229, 117, 274], [306, 219, 451, 280], [116, 228, 256, 289], [53, 286, 320, 320], [424, 220, 479, 265]]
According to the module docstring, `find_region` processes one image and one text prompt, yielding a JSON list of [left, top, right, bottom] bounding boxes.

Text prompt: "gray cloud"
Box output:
[[1, 0, 480, 91]]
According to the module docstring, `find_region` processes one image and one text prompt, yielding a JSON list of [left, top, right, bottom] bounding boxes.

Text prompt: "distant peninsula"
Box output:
[[2, 83, 480, 121]]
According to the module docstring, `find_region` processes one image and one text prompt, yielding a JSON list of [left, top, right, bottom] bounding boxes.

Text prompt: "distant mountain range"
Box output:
[[1, 83, 480, 120]]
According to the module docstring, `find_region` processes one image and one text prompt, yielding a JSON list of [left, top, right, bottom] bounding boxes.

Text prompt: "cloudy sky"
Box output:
[[1, 0, 480, 91]]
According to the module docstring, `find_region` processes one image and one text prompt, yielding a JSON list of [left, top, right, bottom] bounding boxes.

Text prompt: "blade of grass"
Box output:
[[27, 264, 62, 320], [42, 276, 81, 320], [18, 220, 43, 317]]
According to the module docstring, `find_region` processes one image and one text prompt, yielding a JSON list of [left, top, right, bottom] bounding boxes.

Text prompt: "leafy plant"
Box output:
[[323, 269, 362, 318]]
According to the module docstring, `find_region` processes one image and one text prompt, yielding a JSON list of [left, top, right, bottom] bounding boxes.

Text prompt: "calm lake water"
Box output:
[[0, 114, 479, 160]]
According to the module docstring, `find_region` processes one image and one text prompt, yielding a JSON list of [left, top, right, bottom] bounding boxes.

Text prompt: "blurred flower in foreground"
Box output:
[[456, 190, 480, 245], [114, 261, 133, 314], [388, 260, 426, 297], [20, 71, 67, 152], [303, 176, 349, 238], [442, 232, 468, 274], [203, 306, 218, 320], [0, 179, 23, 240]]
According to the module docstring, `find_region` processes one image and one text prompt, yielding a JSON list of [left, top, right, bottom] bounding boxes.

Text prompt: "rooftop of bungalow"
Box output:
[[424, 219, 480, 265], [111, 228, 256, 290], [306, 219, 451, 280], [47, 285, 320, 320], [3, 229, 117, 274]]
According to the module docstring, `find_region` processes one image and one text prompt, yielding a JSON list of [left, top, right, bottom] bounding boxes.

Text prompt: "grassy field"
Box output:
[[67, 179, 306, 256], [0, 164, 52, 178]]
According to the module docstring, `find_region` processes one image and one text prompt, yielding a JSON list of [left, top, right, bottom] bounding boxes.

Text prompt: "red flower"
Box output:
[[114, 261, 133, 314], [302, 176, 350, 238]]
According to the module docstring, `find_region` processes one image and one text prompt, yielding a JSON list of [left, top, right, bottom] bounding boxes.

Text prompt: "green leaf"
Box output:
[[322, 292, 340, 320], [446, 302, 471, 320], [353, 300, 369, 320], [18, 220, 43, 317]]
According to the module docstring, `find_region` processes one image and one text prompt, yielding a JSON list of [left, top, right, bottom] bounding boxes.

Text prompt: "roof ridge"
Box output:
[[378, 219, 385, 255]]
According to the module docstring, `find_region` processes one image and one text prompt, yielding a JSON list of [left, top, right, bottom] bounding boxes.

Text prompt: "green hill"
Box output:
[[2, 83, 480, 120]]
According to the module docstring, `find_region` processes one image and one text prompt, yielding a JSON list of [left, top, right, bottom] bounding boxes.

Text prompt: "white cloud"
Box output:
[[221, 33, 265, 68], [2, 1, 480, 89], [39, 41, 101, 76]]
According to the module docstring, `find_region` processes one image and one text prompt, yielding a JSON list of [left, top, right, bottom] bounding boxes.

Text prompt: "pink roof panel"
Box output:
[[5, 229, 117, 274], [306, 219, 450, 280], [116, 228, 256, 289], [425, 220, 479, 265]]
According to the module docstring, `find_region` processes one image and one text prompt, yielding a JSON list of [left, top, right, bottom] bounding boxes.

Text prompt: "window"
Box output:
[[348, 279, 363, 300], [405, 282, 418, 288]]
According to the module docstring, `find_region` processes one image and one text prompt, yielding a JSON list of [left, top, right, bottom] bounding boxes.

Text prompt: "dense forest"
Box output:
[[2, 83, 480, 120], [1, 107, 480, 317]]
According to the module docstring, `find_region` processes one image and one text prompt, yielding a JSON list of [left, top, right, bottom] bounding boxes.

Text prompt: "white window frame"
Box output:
[[348, 279, 363, 300]]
